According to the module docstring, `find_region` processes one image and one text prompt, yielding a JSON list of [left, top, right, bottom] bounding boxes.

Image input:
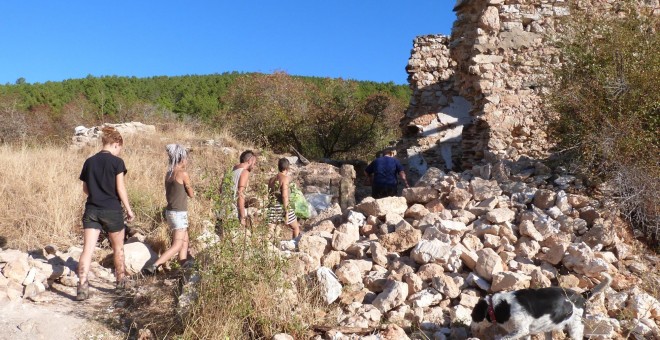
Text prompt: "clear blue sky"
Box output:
[[0, 1, 455, 85]]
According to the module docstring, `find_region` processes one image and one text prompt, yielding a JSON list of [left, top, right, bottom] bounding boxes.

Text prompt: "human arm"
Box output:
[[116, 173, 135, 223], [237, 170, 249, 224], [280, 175, 291, 211], [395, 160, 409, 188], [364, 162, 374, 185], [399, 171, 410, 188], [82, 182, 89, 196], [181, 172, 194, 198]]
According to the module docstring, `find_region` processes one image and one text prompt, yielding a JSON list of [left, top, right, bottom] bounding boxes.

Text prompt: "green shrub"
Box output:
[[549, 2, 659, 240], [183, 170, 320, 339]]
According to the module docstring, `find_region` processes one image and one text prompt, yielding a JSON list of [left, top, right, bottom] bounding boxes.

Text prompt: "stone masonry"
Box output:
[[401, 0, 659, 178]]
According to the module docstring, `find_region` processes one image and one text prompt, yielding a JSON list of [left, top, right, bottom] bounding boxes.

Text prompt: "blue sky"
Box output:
[[0, 1, 455, 85]]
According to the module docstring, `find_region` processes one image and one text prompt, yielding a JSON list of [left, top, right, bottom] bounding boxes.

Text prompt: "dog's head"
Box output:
[[471, 299, 489, 323]]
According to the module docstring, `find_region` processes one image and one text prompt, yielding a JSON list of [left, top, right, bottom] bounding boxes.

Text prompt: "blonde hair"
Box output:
[[166, 144, 188, 177], [101, 126, 123, 146]]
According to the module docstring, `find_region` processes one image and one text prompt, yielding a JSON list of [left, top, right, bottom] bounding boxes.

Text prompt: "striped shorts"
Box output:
[[267, 202, 296, 225]]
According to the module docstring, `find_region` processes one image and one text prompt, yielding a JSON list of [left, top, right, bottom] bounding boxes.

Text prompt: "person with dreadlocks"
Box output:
[[142, 144, 194, 275], [77, 126, 134, 300]]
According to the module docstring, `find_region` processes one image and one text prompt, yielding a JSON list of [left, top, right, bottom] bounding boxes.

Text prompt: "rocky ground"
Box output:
[[280, 161, 660, 339], [0, 256, 123, 340], [2, 159, 660, 339]]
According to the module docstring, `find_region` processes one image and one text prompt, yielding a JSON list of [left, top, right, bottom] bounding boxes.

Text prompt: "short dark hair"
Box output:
[[278, 158, 290, 172], [383, 147, 396, 156], [240, 150, 255, 163]]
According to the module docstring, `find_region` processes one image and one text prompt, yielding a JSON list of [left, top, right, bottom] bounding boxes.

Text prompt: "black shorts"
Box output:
[[82, 208, 125, 233], [372, 185, 397, 199]]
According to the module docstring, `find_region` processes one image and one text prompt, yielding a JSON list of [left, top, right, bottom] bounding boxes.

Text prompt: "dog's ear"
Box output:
[[471, 299, 488, 322]]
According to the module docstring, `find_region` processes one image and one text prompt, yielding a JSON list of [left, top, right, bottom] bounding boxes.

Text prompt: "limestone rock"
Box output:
[[470, 178, 502, 201], [448, 188, 472, 210], [379, 323, 411, 340], [411, 239, 452, 264], [298, 234, 329, 263], [379, 227, 421, 253], [335, 261, 362, 285], [355, 196, 408, 217], [373, 280, 409, 313], [486, 208, 515, 224], [475, 248, 503, 281], [491, 271, 531, 292], [562, 243, 609, 277], [402, 187, 439, 204], [533, 189, 556, 209]]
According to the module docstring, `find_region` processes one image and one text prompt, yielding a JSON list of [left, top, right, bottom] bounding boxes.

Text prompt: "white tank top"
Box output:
[[231, 168, 244, 200]]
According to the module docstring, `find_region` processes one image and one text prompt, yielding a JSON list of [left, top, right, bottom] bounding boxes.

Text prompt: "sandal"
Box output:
[[76, 282, 89, 301]]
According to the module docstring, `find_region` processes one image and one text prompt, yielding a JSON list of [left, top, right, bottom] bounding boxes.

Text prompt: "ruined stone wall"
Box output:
[[401, 0, 659, 177]]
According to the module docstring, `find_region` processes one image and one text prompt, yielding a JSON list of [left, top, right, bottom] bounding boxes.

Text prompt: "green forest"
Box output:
[[0, 73, 410, 159]]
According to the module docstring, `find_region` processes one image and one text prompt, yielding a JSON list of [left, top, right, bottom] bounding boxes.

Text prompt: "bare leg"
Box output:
[[154, 229, 187, 267], [288, 220, 300, 239], [107, 228, 126, 283], [78, 228, 101, 286], [178, 230, 189, 262]]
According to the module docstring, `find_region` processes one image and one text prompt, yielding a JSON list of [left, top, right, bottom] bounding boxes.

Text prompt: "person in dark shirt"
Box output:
[[364, 147, 409, 199], [77, 126, 134, 300]]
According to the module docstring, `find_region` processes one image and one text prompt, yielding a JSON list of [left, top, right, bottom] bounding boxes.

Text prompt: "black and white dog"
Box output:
[[471, 273, 612, 340]]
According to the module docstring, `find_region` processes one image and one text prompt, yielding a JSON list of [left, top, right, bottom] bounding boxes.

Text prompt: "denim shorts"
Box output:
[[165, 210, 188, 230], [82, 208, 125, 233]]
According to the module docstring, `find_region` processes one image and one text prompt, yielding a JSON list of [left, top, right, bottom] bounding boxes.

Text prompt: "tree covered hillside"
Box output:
[[0, 73, 410, 159]]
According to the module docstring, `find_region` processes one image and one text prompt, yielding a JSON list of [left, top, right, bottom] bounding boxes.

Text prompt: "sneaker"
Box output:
[[76, 282, 89, 301], [141, 264, 158, 276]]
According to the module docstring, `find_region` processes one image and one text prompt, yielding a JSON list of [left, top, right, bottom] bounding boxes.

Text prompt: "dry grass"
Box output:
[[181, 226, 334, 340], [0, 125, 249, 252], [0, 124, 333, 338]]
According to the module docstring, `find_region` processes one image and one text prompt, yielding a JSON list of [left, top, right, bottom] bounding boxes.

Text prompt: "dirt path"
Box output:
[[0, 274, 125, 340]]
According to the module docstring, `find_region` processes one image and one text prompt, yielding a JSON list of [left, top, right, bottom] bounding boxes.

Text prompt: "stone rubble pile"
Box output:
[[0, 245, 103, 302], [282, 161, 660, 339], [71, 122, 156, 149], [0, 238, 157, 304]]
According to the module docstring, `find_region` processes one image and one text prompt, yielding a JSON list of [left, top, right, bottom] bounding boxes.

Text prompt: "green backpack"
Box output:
[[289, 183, 310, 219]]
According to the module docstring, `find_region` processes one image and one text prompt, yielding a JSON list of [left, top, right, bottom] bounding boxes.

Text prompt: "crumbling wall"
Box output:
[[401, 0, 658, 175]]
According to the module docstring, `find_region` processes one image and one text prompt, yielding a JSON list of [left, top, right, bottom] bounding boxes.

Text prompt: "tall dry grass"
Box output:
[[0, 125, 333, 338], [0, 126, 248, 251]]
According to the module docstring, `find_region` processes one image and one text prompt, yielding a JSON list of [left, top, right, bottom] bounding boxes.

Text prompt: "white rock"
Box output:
[[373, 280, 409, 313], [123, 241, 158, 275], [411, 239, 452, 264], [408, 288, 443, 308], [316, 267, 342, 304]]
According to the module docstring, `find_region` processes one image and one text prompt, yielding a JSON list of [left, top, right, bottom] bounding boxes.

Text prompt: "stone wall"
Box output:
[[401, 0, 658, 176]]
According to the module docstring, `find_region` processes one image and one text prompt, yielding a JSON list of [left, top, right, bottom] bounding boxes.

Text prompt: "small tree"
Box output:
[[222, 73, 404, 160], [549, 2, 659, 240]]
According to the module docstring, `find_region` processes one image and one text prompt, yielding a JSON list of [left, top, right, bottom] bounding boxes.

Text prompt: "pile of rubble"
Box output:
[[282, 161, 660, 339], [0, 246, 112, 302], [0, 238, 158, 304], [71, 122, 156, 149]]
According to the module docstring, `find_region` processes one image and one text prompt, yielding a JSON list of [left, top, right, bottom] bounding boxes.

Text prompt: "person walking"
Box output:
[[77, 126, 134, 300], [230, 150, 257, 226], [142, 144, 194, 275], [267, 158, 300, 240], [364, 147, 409, 199]]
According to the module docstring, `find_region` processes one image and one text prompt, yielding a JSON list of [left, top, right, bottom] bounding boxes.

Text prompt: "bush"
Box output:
[[221, 73, 406, 160], [549, 2, 659, 240], [182, 171, 326, 339]]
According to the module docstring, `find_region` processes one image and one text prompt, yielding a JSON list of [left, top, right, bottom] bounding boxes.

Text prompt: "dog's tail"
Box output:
[[582, 273, 612, 300]]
